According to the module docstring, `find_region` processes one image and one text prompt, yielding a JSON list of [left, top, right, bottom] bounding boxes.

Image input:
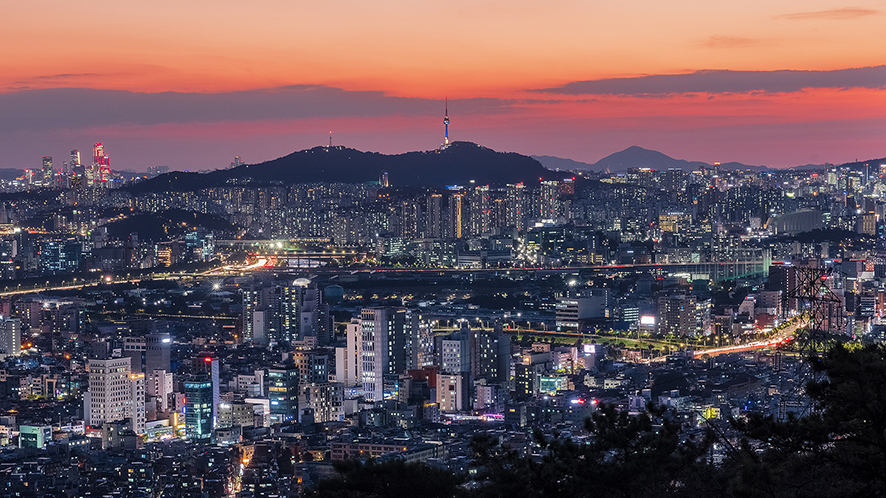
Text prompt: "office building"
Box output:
[[657, 294, 701, 337], [335, 318, 361, 387], [555, 289, 612, 329], [145, 332, 171, 373], [42, 156, 53, 185], [85, 357, 146, 435], [123, 336, 146, 373], [267, 367, 299, 423], [217, 400, 258, 429], [427, 193, 443, 238], [148, 369, 173, 413], [360, 307, 409, 401], [184, 375, 213, 441], [19, 425, 52, 449], [0, 317, 21, 356], [449, 193, 463, 239], [302, 382, 344, 423], [437, 373, 464, 412]]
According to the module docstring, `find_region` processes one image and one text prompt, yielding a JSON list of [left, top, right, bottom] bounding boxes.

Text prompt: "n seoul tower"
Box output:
[[442, 98, 450, 149]]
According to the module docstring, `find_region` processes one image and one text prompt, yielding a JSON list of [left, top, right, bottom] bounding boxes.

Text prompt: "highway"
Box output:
[[692, 319, 806, 358]]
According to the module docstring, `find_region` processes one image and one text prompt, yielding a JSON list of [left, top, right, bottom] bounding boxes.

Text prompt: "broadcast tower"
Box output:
[[442, 98, 450, 150]]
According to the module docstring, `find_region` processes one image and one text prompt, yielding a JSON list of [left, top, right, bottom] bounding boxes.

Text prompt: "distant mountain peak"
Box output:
[[531, 155, 595, 171], [535, 146, 771, 173]]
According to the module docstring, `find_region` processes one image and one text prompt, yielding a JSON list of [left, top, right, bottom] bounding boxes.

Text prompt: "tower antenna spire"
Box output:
[[442, 97, 450, 149], [329, 131, 333, 148]]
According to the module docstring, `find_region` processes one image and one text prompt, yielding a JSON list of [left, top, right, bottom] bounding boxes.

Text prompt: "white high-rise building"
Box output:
[[0, 317, 21, 356], [437, 373, 464, 412], [130, 372, 146, 435], [84, 357, 146, 435], [335, 318, 361, 388], [147, 369, 173, 413], [360, 307, 408, 401]]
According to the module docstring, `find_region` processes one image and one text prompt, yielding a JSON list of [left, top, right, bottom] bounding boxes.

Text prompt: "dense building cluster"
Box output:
[[0, 148, 884, 496], [0, 155, 882, 279]]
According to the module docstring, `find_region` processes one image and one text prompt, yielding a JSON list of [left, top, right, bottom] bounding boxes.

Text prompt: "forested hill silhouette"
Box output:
[[127, 142, 555, 192], [590, 145, 769, 173]]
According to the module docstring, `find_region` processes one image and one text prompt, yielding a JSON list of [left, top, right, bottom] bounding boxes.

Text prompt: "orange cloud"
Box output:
[[775, 7, 880, 20], [699, 36, 764, 49]]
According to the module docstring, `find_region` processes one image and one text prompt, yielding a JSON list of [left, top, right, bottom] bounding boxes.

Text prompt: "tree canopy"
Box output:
[[309, 344, 886, 498]]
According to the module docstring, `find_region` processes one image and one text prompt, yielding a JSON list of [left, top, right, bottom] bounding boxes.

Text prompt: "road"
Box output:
[[693, 319, 806, 358]]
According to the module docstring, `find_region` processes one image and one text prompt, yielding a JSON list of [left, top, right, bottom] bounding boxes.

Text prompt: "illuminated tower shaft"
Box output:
[[93, 143, 105, 165], [443, 98, 450, 148]]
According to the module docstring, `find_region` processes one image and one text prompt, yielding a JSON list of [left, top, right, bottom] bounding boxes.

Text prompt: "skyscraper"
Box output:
[[0, 317, 21, 356], [85, 357, 145, 435], [123, 336, 146, 373], [71, 163, 86, 189], [242, 285, 265, 343], [267, 367, 299, 422], [300, 283, 330, 344], [145, 331, 171, 373], [449, 193, 463, 239], [467, 185, 491, 236], [93, 143, 105, 165], [184, 375, 213, 441], [244, 279, 309, 345], [207, 356, 220, 429], [148, 369, 173, 413], [399, 199, 421, 238], [539, 180, 561, 220], [335, 318, 361, 388], [408, 310, 434, 368], [427, 193, 443, 238], [69, 150, 81, 190], [506, 183, 527, 231], [360, 307, 409, 401], [41, 156, 53, 186], [93, 142, 110, 184], [276, 281, 303, 343]]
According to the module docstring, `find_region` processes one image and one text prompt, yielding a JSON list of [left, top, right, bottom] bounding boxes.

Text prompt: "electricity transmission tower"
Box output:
[[777, 265, 845, 419]]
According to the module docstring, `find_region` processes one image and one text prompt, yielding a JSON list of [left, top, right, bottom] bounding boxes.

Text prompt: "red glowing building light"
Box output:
[[93, 143, 107, 165]]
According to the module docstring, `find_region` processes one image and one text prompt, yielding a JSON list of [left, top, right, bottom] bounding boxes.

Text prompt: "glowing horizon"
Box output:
[[3, 0, 885, 170]]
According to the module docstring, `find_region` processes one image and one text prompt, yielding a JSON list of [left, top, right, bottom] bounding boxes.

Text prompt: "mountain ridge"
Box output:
[[127, 142, 556, 193], [534, 146, 769, 172], [126, 141, 555, 192], [126, 143, 886, 193], [534, 146, 885, 173]]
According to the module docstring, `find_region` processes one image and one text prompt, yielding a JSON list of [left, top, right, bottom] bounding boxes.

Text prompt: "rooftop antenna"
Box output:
[[329, 131, 333, 148]]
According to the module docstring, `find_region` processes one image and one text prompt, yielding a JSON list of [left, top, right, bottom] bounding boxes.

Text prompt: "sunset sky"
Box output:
[[3, 0, 885, 171]]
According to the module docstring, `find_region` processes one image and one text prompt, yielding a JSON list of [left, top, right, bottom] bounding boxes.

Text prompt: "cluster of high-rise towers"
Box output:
[[30, 143, 112, 188]]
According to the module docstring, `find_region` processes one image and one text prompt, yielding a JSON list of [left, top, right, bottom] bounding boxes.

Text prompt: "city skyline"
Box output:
[[3, 2, 886, 493], [3, 1, 885, 170]]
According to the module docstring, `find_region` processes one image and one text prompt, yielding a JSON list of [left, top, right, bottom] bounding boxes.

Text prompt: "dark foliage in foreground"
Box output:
[[305, 458, 465, 498], [310, 344, 886, 498]]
